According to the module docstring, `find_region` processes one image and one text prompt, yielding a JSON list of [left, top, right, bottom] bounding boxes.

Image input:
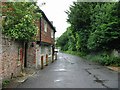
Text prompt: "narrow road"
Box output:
[[17, 52, 118, 88]]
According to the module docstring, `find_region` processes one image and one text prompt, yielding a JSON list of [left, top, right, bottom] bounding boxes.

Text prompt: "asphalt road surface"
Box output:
[[17, 52, 118, 88]]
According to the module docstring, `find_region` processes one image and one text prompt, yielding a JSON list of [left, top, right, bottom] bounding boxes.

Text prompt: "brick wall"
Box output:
[[1, 35, 23, 80], [41, 18, 54, 45], [36, 20, 40, 41], [0, 24, 2, 89]]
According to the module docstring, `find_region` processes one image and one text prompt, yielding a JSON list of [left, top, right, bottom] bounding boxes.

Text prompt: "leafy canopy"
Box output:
[[2, 2, 41, 41], [57, 2, 120, 52]]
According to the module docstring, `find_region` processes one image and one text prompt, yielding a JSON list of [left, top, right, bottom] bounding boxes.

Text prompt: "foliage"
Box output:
[[85, 52, 120, 66], [2, 80, 10, 87], [57, 27, 77, 51], [65, 51, 87, 57], [87, 3, 120, 51], [66, 2, 120, 52], [57, 30, 68, 51], [66, 2, 92, 32], [2, 2, 41, 41], [57, 2, 120, 52], [57, 2, 120, 66]]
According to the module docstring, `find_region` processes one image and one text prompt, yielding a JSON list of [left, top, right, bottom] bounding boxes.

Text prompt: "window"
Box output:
[[48, 46, 51, 55], [51, 29, 54, 38], [41, 46, 45, 54], [44, 20, 47, 32]]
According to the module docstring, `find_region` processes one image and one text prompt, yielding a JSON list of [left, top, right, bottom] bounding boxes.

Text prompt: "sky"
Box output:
[[37, 0, 76, 38]]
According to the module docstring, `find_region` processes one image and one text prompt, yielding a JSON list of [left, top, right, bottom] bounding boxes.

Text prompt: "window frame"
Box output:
[[44, 20, 47, 32], [51, 29, 54, 38]]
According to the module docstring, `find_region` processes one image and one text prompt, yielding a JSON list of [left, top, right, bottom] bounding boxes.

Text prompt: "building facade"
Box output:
[[1, 2, 56, 81], [27, 10, 56, 69]]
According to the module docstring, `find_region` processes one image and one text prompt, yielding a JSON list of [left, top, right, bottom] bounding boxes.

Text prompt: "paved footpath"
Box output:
[[17, 52, 119, 88]]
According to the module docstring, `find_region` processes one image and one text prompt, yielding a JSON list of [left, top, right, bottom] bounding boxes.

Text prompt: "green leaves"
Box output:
[[87, 2, 120, 51], [2, 2, 41, 41], [57, 2, 120, 66], [66, 2, 92, 32], [58, 2, 120, 53]]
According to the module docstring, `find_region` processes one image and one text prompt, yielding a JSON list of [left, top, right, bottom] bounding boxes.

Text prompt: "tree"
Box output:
[[58, 1, 120, 53], [87, 2, 120, 51], [57, 1, 120, 66], [2, 2, 41, 41], [66, 2, 94, 53], [57, 30, 69, 51]]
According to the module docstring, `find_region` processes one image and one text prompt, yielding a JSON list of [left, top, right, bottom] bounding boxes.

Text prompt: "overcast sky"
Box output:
[[37, 0, 76, 38]]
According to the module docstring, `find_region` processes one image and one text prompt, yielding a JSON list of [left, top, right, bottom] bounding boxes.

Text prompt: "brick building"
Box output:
[[27, 10, 56, 69], [1, 3, 56, 81]]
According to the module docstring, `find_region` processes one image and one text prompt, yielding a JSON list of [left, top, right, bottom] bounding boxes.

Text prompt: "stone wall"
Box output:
[[27, 42, 36, 69], [27, 42, 54, 69], [40, 45, 53, 66], [1, 35, 23, 80]]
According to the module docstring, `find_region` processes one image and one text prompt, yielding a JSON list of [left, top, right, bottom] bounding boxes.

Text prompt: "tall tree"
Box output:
[[87, 2, 120, 51], [57, 2, 120, 53]]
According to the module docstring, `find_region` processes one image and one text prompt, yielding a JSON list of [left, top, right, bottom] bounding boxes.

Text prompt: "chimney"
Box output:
[[51, 21, 53, 25]]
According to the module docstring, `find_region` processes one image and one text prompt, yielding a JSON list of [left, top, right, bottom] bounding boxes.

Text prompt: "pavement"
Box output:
[[2, 68, 37, 89]]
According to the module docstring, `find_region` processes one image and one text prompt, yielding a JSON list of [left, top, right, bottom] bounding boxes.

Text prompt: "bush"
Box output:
[[110, 56, 120, 66], [85, 52, 120, 66], [98, 53, 111, 66]]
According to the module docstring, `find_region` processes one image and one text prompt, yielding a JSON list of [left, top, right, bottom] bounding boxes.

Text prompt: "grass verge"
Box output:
[[63, 50, 120, 67]]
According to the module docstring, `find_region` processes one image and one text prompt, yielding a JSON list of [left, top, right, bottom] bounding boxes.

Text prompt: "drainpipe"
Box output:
[[39, 17, 44, 69], [40, 17, 42, 46], [36, 17, 42, 69]]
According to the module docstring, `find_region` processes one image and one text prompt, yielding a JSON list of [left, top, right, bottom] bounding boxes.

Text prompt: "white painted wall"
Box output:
[[36, 45, 53, 69], [36, 45, 40, 69]]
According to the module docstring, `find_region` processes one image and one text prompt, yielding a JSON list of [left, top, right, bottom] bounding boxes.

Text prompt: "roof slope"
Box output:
[[39, 10, 56, 32]]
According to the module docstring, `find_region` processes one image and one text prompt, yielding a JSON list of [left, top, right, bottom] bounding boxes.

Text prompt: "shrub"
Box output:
[[85, 51, 120, 66]]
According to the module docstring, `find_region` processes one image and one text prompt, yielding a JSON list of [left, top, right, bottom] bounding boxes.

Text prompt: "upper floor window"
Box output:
[[44, 20, 47, 32], [51, 29, 54, 38]]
